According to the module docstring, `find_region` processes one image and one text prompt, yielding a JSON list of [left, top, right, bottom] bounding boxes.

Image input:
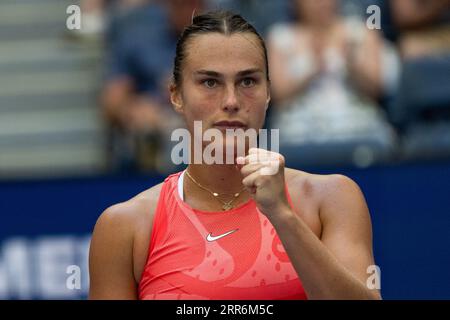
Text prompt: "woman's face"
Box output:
[[171, 32, 270, 156]]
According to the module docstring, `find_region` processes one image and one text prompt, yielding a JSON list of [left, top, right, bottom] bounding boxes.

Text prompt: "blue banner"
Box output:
[[1, 163, 450, 299]]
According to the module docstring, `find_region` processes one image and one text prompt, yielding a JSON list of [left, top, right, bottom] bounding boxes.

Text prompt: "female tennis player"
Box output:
[[89, 10, 381, 300]]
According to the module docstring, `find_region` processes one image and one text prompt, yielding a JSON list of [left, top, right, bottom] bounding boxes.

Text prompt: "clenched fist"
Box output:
[[236, 148, 291, 219]]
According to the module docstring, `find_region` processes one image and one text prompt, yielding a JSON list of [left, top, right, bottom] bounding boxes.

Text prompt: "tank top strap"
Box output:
[[146, 171, 183, 257]]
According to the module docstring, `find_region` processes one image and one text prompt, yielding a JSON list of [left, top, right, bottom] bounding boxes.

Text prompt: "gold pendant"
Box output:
[[222, 203, 233, 211]]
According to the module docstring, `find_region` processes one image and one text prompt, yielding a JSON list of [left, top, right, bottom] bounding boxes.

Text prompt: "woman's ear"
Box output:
[[266, 91, 271, 110], [265, 81, 271, 110], [169, 83, 184, 114]]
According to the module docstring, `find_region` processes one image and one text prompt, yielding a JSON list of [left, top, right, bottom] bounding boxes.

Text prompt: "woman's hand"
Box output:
[[236, 148, 291, 219]]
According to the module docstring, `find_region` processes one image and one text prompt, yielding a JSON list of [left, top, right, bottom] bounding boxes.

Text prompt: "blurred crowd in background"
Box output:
[[0, 0, 450, 300], [91, 0, 450, 173], [2, 0, 450, 178]]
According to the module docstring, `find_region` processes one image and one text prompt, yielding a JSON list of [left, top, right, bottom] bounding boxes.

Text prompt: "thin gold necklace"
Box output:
[[185, 170, 246, 211]]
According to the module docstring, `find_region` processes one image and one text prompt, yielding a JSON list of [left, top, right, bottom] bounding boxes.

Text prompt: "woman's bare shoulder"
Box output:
[[285, 167, 365, 213], [285, 167, 324, 193], [89, 182, 165, 299], [285, 167, 361, 201], [90, 182, 164, 252], [97, 182, 164, 229]]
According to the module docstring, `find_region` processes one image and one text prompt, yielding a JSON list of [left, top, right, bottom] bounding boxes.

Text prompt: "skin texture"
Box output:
[[89, 32, 381, 300]]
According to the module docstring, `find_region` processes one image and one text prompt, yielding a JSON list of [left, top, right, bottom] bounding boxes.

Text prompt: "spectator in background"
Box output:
[[208, 0, 291, 36], [389, 0, 450, 127], [266, 0, 396, 167], [73, 0, 147, 38], [101, 0, 204, 172], [75, 0, 106, 37], [387, 0, 450, 161], [391, 0, 450, 59]]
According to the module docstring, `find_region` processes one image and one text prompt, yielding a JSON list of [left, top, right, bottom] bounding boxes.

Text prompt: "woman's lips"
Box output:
[[214, 125, 247, 130], [213, 121, 247, 130]]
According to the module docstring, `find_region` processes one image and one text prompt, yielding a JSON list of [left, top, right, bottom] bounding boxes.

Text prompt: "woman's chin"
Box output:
[[197, 143, 246, 165], [224, 137, 249, 154]]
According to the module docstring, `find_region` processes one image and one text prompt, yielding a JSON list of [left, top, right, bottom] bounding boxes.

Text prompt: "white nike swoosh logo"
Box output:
[[206, 229, 239, 242]]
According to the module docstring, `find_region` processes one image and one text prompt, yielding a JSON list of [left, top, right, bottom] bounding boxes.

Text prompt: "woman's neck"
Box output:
[[186, 163, 245, 194]]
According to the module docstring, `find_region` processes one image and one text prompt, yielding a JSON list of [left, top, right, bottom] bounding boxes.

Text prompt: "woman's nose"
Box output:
[[222, 85, 240, 113]]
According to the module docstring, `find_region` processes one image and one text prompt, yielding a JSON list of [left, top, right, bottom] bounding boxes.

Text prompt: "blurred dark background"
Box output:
[[0, 0, 449, 299]]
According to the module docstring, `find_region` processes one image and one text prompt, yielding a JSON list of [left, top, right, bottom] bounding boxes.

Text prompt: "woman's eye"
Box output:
[[241, 78, 256, 88], [203, 79, 217, 88]]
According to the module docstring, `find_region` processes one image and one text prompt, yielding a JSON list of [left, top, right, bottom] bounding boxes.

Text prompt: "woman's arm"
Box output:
[[238, 149, 381, 300], [88, 203, 138, 299], [270, 174, 381, 300]]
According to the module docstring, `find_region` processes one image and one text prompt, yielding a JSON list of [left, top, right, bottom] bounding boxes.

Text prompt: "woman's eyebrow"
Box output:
[[237, 68, 263, 77], [194, 68, 263, 77], [194, 70, 221, 77]]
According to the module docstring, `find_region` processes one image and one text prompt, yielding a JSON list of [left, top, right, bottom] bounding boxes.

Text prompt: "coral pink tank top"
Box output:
[[138, 171, 307, 300]]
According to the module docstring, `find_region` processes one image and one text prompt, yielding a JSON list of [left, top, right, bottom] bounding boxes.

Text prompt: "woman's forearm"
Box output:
[[269, 208, 380, 300]]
